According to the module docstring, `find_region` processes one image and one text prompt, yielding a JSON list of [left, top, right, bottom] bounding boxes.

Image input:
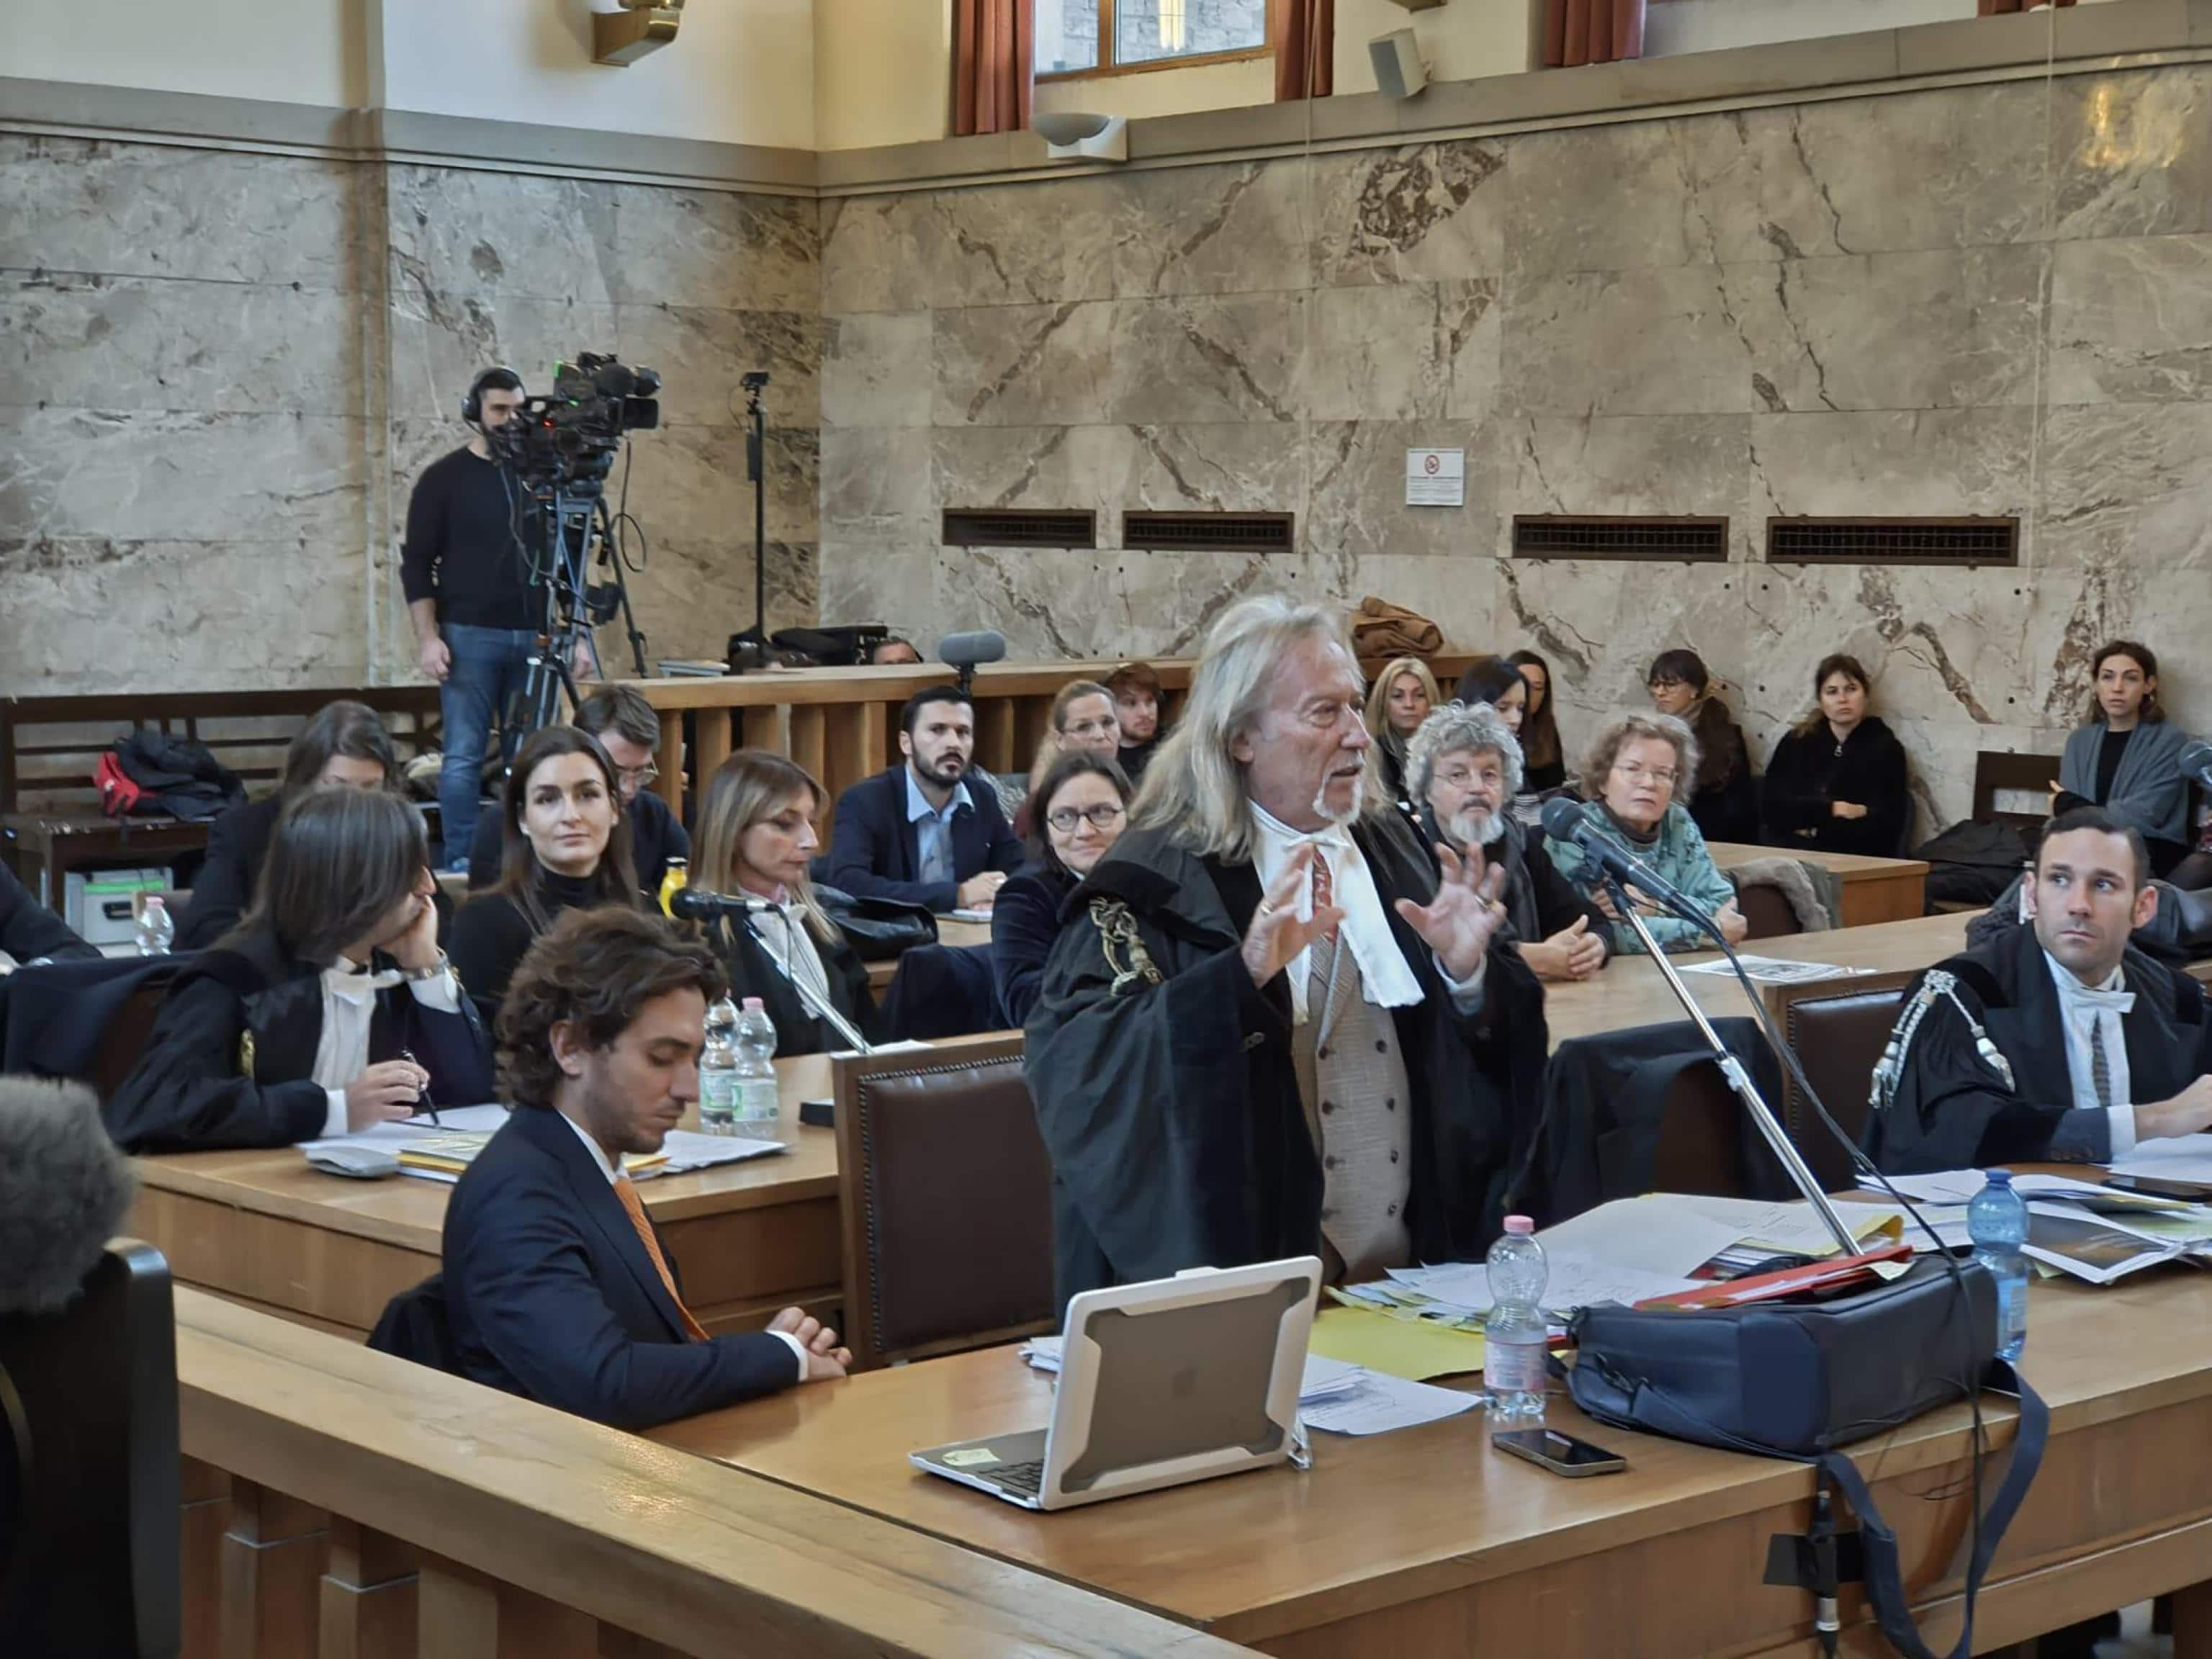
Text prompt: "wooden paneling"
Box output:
[[1707, 843, 1930, 928]]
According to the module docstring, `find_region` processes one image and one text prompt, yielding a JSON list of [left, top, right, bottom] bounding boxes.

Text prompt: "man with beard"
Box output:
[[1025, 597, 1551, 1304], [1865, 806, 2212, 1172], [826, 685, 1025, 914], [1406, 701, 1609, 983]]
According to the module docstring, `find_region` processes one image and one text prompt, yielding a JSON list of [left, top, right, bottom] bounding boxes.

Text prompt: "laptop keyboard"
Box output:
[[988, 1459, 1046, 1497]]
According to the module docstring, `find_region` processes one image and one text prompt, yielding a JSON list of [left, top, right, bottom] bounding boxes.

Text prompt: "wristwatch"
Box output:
[[400, 951, 452, 983]]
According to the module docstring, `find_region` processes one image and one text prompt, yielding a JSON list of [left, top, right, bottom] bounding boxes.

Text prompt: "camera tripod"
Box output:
[[503, 481, 649, 764]]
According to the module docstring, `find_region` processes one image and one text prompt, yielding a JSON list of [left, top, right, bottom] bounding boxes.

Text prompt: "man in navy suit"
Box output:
[[827, 685, 1025, 914], [442, 907, 848, 1429]]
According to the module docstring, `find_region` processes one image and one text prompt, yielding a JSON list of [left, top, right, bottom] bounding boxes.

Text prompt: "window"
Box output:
[[1037, 0, 1270, 78]]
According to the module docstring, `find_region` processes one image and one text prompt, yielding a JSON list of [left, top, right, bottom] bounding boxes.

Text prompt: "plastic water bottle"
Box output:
[[1484, 1215, 1550, 1421], [1968, 1169, 2030, 1361], [732, 997, 780, 1137], [134, 895, 174, 957], [698, 995, 740, 1134]]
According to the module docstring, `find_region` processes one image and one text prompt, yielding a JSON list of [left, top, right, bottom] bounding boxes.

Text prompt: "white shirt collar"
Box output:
[[1246, 803, 1424, 1020], [559, 1111, 623, 1184], [323, 954, 403, 1004]]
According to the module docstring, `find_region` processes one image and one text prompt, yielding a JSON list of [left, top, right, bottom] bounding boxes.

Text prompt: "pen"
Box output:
[[400, 1047, 439, 1126]]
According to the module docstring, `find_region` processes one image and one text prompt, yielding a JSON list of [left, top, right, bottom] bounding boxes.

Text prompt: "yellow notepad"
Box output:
[[1308, 1305, 1488, 1382]]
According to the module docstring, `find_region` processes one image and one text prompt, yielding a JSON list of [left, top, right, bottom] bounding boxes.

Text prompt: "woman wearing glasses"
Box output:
[[1548, 711, 1748, 953], [993, 751, 1133, 1028]]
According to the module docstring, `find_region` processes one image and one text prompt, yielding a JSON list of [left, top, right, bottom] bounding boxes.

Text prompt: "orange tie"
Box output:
[[1310, 846, 1336, 930], [613, 1177, 710, 1342]]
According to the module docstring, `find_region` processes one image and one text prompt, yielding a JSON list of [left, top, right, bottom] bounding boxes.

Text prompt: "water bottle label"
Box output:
[[700, 1072, 738, 1115], [735, 1076, 778, 1123], [1485, 1339, 1547, 1395]]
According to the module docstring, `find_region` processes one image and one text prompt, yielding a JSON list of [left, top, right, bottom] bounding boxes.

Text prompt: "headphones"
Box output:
[[462, 365, 521, 428]]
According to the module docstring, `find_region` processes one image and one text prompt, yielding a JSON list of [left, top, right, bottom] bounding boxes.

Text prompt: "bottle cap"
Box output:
[[742, 996, 765, 1012], [1503, 1215, 1534, 1235], [1983, 1168, 2013, 1185], [144, 896, 165, 914]]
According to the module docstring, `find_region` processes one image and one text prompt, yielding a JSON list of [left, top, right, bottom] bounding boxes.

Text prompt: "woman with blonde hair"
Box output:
[[1363, 656, 1437, 802], [1548, 711, 1747, 953], [691, 750, 878, 1056]]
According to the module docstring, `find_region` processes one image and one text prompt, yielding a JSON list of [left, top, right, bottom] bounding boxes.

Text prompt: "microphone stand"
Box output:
[[747, 909, 873, 1055], [1599, 871, 1860, 1258]]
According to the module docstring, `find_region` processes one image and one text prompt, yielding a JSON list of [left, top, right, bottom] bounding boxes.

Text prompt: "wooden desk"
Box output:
[[866, 916, 994, 991], [660, 1272, 2212, 1657], [1707, 842, 1930, 927], [130, 1054, 842, 1341], [1544, 909, 1974, 1048]]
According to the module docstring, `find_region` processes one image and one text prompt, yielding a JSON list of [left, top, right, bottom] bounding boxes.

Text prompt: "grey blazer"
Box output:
[[2059, 717, 2194, 845]]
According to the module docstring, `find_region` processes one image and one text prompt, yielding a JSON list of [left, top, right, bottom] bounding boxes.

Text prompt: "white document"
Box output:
[[2021, 1201, 2189, 1285], [1868, 1170, 1986, 1207], [946, 907, 996, 923], [649, 1130, 787, 1174], [1670, 1195, 1900, 1256], [300, 1105, 782, 1179], [1388, 1256, 1704, 1318], [1534, 1196, 1750, 1277], [2108, 1134, 2212, 1186], [1299, 1370, 1479, 1436], [1678, 956, 1873, 985]]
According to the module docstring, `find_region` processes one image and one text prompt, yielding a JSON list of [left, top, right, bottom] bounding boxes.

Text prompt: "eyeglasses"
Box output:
[[1613, 762, 1678, 786], [616, 763, 660, 790], [1046, 803, 1126, 833], [1436, 765, 1506, 791]]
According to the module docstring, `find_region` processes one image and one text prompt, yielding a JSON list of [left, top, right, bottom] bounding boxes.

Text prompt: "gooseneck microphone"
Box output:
[[667, 886, 778, 924], [937, 629, 1007, 693], [0, 1079, 138, 1316], [1537, 796, 1714, 931]]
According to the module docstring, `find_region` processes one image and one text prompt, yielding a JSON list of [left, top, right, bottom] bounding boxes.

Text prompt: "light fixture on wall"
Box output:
[[1034, 112, 1130, 163], [594, 0, 685, 66]]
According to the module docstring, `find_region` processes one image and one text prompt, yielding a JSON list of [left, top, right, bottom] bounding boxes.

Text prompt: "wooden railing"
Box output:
[[626, 653, 1474, 837], [174, 1287, 1245, 1658]]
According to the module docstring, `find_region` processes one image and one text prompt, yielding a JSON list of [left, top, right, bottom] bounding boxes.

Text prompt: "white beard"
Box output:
[[1313, 773, 1364, 826], [1447, 805, 1507, 850]]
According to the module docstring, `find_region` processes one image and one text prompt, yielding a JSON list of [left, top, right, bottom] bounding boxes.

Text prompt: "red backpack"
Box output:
[[94, 751, 147, 818]]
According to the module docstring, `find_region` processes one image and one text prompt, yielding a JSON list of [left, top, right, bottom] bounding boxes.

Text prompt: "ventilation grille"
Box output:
[[942, 508, 1097, 549], [1121, 511, 1296, 554], [1511, 516, 1730, 562], [1766, 516, 2020, 567]]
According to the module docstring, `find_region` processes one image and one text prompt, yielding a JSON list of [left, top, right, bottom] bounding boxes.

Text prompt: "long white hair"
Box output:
[[1130, 594, 1384, 863]]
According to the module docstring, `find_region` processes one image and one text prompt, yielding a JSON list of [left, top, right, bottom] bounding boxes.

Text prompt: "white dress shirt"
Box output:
[[311, 957, 462, 1137], [747, 899, 833, 1008], [1247, 804, 1483, 1021], [2042, 952, 2139, 1159], [558, 1113, 808, 1379]]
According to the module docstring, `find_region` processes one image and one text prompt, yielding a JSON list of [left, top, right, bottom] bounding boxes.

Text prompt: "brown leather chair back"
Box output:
[[1648, 1061, 1748, 1197], [1734, 879, 1802, 940], [832, 1032, 1053, 1371], [1773, 971, 1916, 1191]]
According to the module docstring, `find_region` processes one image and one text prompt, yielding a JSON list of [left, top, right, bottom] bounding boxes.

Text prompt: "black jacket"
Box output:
[[1762, 716, 1910, 858], [102, 931, 494, 1152], [442, 1105, 801, 1429], [1862, 922, 2212, 1172], [449, 868, 629, 1027], [1025, 811, 1550, 1310], [991, 862, 1076, 1029], [468, 787, 689, 905], [1686, 699, 1760, 846], [1411, 806, 1608, 958], [399, 446, 539, 631], [176, 795, 281, 952], [826, 765, 1025, 914], [0, 862, 97, 966], [706, 908, 879, 1058]]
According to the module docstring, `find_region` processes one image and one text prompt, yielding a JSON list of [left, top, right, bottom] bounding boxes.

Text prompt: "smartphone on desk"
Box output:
[[2103, 1174, 2212, 1202], [1491, 1428, 1627, 1478]]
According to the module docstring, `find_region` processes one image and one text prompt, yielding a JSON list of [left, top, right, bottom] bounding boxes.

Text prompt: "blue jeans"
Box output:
[[438, 624, 536, 868]]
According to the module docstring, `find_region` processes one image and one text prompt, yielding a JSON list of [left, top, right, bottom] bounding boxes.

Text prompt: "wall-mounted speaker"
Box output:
[[1369, 29, 1427, 101]]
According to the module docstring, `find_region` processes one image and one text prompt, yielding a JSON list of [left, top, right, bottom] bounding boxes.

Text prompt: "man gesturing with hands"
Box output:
[[1026, 598, 1550, 1307]]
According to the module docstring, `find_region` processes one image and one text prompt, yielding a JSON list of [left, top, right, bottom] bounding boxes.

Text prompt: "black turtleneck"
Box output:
[[449, 862, 634, 1025], [1601, 804, 1663, 847]]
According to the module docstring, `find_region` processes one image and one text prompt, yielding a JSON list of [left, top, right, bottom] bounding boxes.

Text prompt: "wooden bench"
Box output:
[[1, 687, 443, 910]]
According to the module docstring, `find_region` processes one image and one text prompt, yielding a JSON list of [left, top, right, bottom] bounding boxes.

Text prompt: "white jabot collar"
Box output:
[[1248, 803, 1423, 1020]]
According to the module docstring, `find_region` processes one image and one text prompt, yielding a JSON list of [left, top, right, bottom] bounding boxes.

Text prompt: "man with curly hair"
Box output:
[[439, 906, 848, 1429]]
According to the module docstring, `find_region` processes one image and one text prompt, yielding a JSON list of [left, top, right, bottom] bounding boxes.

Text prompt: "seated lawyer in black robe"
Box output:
[[1025, 599, 1549, 1308], [1863, 811, 2212, 1172], [704, 906, 878, 1057]]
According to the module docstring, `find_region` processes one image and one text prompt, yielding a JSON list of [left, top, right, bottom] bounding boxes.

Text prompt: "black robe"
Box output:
[[1025, 809, 1550, 1308], [102, 930, 495, 1152], [1761, 716, 1910, 858], [707, 909, 880, 1058], [1861, 922, 2212, 1172]]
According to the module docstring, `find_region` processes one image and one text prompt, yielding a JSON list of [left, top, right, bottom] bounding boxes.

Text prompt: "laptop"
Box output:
[[910, 1255, 1322, 1511]]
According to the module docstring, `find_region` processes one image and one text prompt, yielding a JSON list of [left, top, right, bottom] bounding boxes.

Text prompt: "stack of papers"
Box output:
[[300, 1103, 786, 1184], [2110, 1134, 2212, 1185], [2024, 1202, 2194, 1285], [1678, 956, 1876, 985]]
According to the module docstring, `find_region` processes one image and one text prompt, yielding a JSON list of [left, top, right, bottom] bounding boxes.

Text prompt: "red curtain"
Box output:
[[1978, 0, 2074, 12], [1542, 0, 1648, 68], [1272, 0, 1334, 102], [952, 0, 1033, 137]]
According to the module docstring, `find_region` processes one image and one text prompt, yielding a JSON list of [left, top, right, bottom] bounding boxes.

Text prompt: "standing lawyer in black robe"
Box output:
[[1027, 598, 1550, 1307], [1863, 809, 2212, 1172]]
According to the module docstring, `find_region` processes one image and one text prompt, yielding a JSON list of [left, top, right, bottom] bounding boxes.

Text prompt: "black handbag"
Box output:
[[1568, 1259, 2046, 1659], [817, 885, 937, 962]]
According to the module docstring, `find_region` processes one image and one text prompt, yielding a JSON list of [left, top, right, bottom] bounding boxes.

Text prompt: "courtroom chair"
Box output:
[[1770, 970, 1917, 1193], [830, 1032, 1055, 1372], [878, 943, 998, 1041], [1647, 1061, 1748, 1199], [1733, 878, 1803, 941], [369, 1274, 457, 1375], [1972, 750, 2064, 834]]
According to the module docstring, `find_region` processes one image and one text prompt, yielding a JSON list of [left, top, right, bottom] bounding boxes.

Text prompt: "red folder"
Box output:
[[1631, 1244, 1916, 1311]]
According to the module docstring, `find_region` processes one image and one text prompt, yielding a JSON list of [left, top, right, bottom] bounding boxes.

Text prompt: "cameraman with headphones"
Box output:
[[403, 367, 557, 871]]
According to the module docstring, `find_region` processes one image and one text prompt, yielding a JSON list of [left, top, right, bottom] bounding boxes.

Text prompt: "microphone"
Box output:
[[936, 629, 1007, 672], [1538, 796, 1715, 929], [0, 1079, 138, 1316], [2181, 739, 2212, 791], [667, 886, 778, 923]]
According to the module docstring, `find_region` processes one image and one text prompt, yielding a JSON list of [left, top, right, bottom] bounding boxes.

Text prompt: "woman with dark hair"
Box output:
[[104, 788, 492, 1151], [992, 750, 1132, 1028], [1362, 656, 1437, 802], [178, 700, 401, 950], [2054, 641, 2195, 878], [449, 726, 639, 1025], [1452, 655, 1529, 736], [688, 750, 878, 1056], [1761, 654, 1912, 857], [1646, 648, 1758, 845], [1506, 649, 1568, 793]]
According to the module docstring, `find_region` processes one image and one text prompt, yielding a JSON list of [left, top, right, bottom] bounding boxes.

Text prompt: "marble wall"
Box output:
[[818, 65, 2212, 832], [1, 136, 820, 695]]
